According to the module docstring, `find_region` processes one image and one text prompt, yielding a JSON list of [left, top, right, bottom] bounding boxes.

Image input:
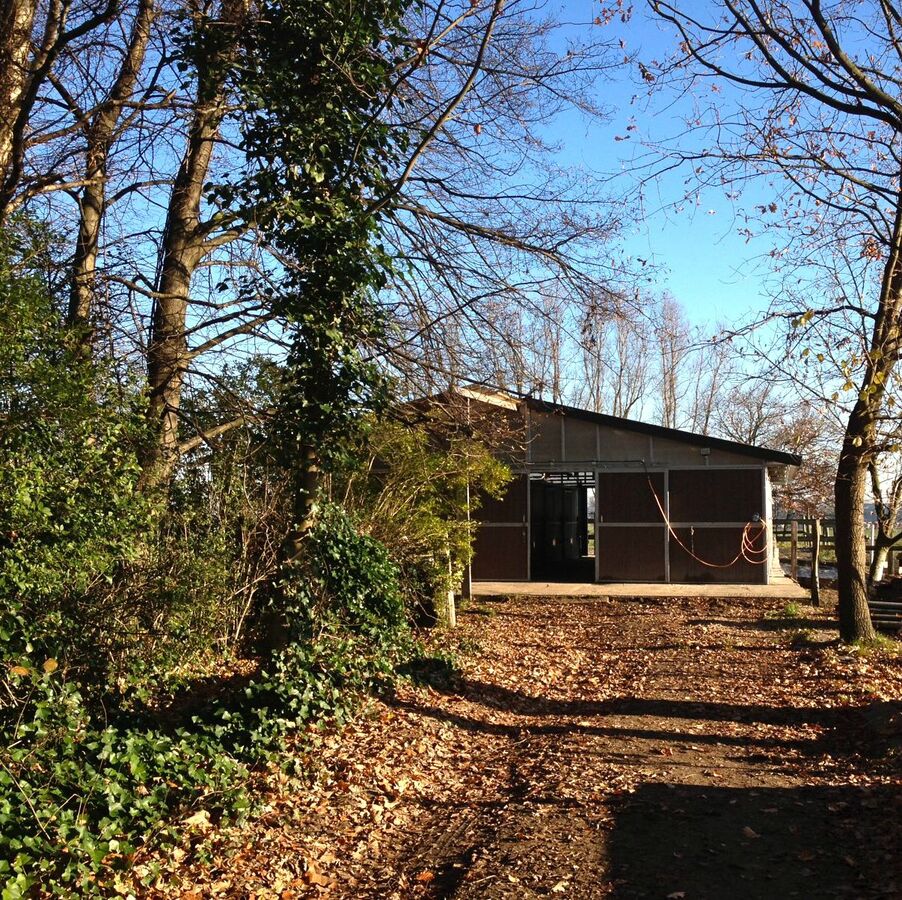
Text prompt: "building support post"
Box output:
[[790, 519, 799, 582]]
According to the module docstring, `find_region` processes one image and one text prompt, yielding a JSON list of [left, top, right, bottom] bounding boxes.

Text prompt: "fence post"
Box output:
[[790, 519, 799, 582], [445, 549, 457, 629], [811, 518, 821, 607]]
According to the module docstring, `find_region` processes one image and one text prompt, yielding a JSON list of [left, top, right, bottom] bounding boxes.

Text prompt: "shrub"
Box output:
[[337, 419, 510, 621], [0, 500, 413, 894], [0, 231, 150, 682]]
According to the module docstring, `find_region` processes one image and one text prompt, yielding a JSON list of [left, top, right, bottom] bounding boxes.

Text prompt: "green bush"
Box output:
[[1, 500, 414, 895], [0, 231, 150, 680], [338, 419, 510, 622], [284, 502, 408, 638], [0, 233, 455, 895], [0, 669, 247, 898]]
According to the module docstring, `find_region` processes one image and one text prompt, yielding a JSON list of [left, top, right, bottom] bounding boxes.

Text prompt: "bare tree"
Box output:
[[0, 1, 629, 501], [575, 303, 651, 417], [655, 295, 691, 428], [67, 0, 156, 340], [0, 0, 38, 184], [646, 0, 902, 641], [716, 382, 789, 446], [142, 0, 249, 487], [0, 0, 121, 218], [376, 0, 627, 397]]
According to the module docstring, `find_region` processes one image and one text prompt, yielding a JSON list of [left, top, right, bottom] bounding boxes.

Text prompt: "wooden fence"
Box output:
[[773, 518, 902, 629], [772, 518, 899, 579]]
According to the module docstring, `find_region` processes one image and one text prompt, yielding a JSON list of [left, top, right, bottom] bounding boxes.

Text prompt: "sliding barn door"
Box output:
[[471, 474, 529, 581], [667, 468, 766, 584], [595, 472, 666, 582]]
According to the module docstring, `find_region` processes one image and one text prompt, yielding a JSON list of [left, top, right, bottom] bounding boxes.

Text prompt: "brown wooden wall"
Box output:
[[597, 526, 666, 582], [478, 474, 528, 523], [669, 527, 765, 583], [473, 467, 768, 584], [597, 472, 664, 523], [472, 474, 529, 580], [472, 525, 529, 580], [595, 468, 766, 584], [668, 469, 762, 522]]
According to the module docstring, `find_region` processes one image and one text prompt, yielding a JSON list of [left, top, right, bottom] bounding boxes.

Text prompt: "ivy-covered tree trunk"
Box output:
[[287, 444, 320, 558]]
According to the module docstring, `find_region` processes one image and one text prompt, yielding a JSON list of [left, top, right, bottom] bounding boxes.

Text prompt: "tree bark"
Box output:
[[868, 538, 890, 586], [810, 518, 820, 608], [69, 0, 154, 343], [834, 195, 902, 642], [0, 0, 37, 187], [0, 0, 118, 218], [834, 436, 876, 642], [285, 444, 320, 560], [141, 0, 246, 489]]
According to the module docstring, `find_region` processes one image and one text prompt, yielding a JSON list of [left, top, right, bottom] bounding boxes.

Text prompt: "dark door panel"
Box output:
[[597, 472, 665, 524], [597, 526, 666, 582], [472, 474, 529, 580], [472, 525, 529, 580], [669, 527, 766, 583], [668, 469, 763, 523]]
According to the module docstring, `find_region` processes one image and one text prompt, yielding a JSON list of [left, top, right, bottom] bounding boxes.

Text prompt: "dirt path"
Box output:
[[163, 594, 901, 899]]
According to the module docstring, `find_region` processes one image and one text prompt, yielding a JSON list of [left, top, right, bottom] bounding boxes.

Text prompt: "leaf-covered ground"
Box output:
[[149, 593, 901, 899]]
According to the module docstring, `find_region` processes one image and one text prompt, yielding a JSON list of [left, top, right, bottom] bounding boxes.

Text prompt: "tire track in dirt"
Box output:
[[155, 593, 900, 899], [369, 595, 900, 899]]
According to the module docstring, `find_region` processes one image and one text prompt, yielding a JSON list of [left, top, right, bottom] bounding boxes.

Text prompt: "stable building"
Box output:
[[457, 388, 801, 586]]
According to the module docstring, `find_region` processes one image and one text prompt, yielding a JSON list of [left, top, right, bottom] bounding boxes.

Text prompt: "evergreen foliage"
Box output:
[[0, 2, 532, 893]]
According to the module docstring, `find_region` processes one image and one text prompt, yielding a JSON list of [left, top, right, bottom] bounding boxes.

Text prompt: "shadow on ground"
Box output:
[[607, 782, 900, 899], [687, 615, 837, 632]]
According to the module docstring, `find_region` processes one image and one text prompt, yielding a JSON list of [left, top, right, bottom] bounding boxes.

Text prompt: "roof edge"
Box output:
[[524, 397, 802, 467]]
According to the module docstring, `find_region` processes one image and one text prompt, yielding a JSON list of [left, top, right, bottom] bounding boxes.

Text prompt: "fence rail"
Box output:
[[772, 517, 902, 578], [773, 518, 902, 631]]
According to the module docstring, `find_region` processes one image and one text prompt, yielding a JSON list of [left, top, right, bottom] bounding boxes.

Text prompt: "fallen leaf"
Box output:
[[183, 810, 212, 830]]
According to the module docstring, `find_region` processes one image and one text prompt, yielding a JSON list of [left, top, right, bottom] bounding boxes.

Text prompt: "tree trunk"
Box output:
[[810, 518, 820, 608], [141, 0, 246, 489], [285, 444, 320, 560], [834, 188, 902, 642], [0, 0, 37, 188], [834, 439, 876, 642], [868, 537, 891, 586], [69, 0, 154, 342], [260, 444, 320, 655], [0, 0, 117, 218]]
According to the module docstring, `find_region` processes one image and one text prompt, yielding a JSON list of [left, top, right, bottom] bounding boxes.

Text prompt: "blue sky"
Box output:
[[548, 0, 783, 328]]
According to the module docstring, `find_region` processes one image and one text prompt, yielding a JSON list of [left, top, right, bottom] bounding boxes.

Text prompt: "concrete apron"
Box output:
[[471, 575, 809, 600]]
